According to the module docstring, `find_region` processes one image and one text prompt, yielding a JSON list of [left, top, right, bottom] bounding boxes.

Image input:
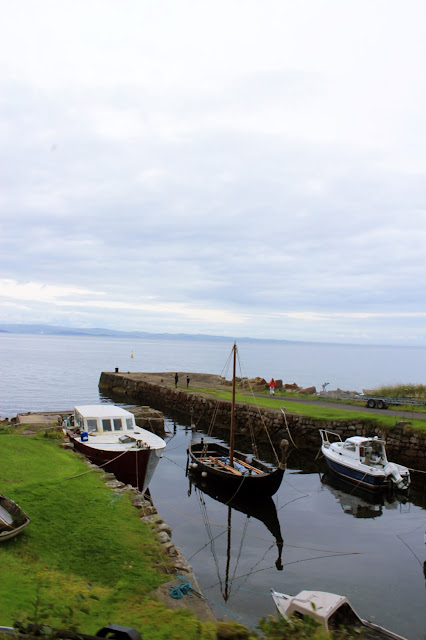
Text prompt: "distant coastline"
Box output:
[[1, 323, 425, 349]]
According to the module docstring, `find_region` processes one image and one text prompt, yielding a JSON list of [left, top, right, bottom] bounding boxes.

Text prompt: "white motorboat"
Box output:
[[319, 429, 410, 491], [67, 405, 166, 494], [271, 589, 407, 639]]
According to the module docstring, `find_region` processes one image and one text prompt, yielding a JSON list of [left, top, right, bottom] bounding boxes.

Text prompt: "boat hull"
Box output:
[[70, 436, 160, 494], [188, 441, 285, 500], [0, 495, 30, 542], [323, 452, 393, 490]]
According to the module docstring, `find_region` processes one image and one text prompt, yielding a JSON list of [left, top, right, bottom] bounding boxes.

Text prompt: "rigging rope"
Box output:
[[280, 407, 298, 449], [236, 350, 280, 465]]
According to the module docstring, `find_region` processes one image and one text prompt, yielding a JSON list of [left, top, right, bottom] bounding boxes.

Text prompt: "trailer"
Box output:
[[359, 395, 426, 410]]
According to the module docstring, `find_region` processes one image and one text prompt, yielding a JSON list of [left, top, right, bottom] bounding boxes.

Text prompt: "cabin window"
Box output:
[[292, 611, 305, 621], [113, 419, 122, 431], [102, 419, 112, 432], [328, 603, 360, 630], [75, 413, 83, 428], [344, 443, 356, 452], [87, 419, 98, 432], [126, 418, 134, 430]]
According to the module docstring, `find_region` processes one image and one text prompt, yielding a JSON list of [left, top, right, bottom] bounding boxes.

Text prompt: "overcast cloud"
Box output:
[[1, 0, 425, 345]]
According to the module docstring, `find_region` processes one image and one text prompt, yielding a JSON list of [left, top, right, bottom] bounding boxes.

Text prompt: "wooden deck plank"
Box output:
[[209, 456, 242, 475], [233, 457, 263, 475]]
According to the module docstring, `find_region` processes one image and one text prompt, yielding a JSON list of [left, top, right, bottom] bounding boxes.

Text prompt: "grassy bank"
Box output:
[[189, 388, 426, 433], [0, 431, 216, 640]]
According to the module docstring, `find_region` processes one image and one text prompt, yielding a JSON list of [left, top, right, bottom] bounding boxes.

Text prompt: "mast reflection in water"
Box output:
[[187, 470, 284, 602]]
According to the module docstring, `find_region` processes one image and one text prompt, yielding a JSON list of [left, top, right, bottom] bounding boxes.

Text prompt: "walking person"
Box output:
[[174, 373, 179, 388], [269, 378, 276, 395]]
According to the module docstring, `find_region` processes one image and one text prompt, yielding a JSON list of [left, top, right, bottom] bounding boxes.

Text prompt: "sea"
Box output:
[[1, 334, 425, 639], [1, 333, 426, 418]]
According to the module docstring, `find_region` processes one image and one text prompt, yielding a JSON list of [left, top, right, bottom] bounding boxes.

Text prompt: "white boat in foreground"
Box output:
[[67, 405, 166, 494], [271, 590, 407, 639], [320, 430, 410, 491]]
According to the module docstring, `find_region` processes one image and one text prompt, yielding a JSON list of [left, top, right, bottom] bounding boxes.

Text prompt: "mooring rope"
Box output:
[[65, 449, 129, 480], [170, 575, 197, 599]]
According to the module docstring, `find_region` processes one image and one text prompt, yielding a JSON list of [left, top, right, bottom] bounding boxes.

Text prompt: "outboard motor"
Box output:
[[384, 462, 408, 490]]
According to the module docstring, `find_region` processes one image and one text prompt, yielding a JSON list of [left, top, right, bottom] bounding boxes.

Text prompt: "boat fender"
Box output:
[[384, 462, 404, 488], [81, 431, 89, 442], [201, 471, 207, 478], [190, 463, 198, 469]]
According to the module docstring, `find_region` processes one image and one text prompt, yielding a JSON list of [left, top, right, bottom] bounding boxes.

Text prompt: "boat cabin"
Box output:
[[322, 431, 388, 467], [341, 436, 387, 466], [273, 590, 363, 632], [74, 405, 136, 435]]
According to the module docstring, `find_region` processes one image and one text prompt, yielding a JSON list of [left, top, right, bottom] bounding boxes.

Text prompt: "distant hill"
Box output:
[[0, 323, 289, 343]]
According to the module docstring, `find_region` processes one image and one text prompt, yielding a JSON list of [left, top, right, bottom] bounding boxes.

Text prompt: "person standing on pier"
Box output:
[[186, 376, 190, 388], [174, 373, 179, 388]]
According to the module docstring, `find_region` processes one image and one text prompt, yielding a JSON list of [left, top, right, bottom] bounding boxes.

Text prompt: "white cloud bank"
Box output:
[[0, 1, 425, 345]]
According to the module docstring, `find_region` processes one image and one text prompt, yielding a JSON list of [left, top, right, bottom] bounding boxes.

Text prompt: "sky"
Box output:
[[1, 1, 426, 346]]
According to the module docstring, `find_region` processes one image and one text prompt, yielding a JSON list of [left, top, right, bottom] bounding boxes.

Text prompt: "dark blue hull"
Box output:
[[325, 457, 388, 490]]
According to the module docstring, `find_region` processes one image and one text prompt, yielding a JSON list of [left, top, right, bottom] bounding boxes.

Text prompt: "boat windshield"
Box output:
[[113, 418, 123, 431], [343, 442, 356, 452], [126, 418, 134, 430], [87, 419, 98, 433], [102, 419, 112, 432]]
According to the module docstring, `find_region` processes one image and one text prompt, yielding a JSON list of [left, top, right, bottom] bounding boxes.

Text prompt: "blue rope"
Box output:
[[168, 575, 257, 629], [169, 575, 195, 599]]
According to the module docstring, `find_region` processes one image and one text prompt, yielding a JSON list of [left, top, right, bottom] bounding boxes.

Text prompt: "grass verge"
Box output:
[[0, 432, 216, 640], [188, 388, 426, 433]]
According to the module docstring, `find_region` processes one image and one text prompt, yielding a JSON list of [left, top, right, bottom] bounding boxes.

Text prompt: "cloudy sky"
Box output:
[[1, 1, 425, 345]]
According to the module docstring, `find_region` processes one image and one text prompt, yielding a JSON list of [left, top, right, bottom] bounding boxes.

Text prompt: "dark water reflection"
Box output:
[[148, 416, 425, 640]]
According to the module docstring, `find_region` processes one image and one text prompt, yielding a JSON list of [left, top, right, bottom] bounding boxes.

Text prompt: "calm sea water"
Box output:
[[1, 334, 425, 639], [1, 333, 425, 418]]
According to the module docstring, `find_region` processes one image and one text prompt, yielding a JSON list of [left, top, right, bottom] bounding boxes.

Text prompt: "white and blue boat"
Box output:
[[319, 430, 410, 491]]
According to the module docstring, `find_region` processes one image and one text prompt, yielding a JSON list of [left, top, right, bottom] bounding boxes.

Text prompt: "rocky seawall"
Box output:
[[99, 371, 426, 472]]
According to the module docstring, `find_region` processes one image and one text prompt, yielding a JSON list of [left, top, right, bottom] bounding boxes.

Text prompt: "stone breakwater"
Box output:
[[99, 372, 426, 471]]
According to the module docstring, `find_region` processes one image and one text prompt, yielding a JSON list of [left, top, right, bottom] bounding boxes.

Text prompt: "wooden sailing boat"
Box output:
[[187, 343, 288, 500], [187, 470, 284, 574]]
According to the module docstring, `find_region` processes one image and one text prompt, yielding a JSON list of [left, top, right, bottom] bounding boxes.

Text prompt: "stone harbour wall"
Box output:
[[99, 372, 426, 471]]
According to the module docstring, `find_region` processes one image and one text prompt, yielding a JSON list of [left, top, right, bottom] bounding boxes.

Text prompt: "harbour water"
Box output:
[[150, 421, 425, 639], [0, 333, 425, 638]]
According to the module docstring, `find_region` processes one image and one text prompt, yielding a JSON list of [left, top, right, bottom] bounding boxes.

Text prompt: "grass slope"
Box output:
[[0, 433, 215, 640], [190, 389, 426, 432]]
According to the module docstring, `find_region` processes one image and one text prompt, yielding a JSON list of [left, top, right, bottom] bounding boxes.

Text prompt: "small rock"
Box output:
[[157, 523, 172, 536]]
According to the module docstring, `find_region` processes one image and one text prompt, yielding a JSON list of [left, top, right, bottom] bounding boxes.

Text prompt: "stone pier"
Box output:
[[99, 371, 426, 472]]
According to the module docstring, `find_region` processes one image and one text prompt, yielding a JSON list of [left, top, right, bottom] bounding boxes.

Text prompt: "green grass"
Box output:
[[363, 383, 426, 399], [0, 432, 216, 639], [188, 388, 426, 433]]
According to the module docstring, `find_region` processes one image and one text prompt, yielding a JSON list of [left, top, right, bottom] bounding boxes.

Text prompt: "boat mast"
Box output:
[[229, 343, 236, 466]]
